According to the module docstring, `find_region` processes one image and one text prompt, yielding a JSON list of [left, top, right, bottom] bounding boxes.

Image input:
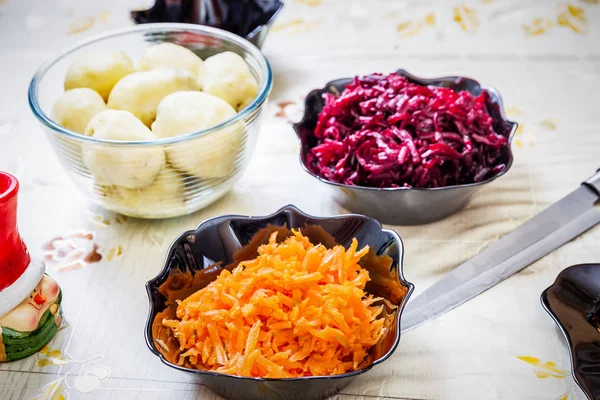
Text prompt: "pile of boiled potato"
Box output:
[[51, 43, 258, 214]]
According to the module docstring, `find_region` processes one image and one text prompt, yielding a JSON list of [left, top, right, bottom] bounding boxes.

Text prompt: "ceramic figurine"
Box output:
[[0, 172, 62, 362]]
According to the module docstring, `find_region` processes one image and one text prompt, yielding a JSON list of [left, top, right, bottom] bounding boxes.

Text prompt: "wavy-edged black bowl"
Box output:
[[131, 0, 283, 49], [541, 263, 600, 400], [293, 69, 518, 226], [145, 205, 414, 400]]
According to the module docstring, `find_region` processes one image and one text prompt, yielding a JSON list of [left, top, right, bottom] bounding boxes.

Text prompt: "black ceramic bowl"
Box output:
[[541, 264, 600, 400], [293, 69, 518, 226], [131, 0, 283, 49], [145, 205, 414, 400]]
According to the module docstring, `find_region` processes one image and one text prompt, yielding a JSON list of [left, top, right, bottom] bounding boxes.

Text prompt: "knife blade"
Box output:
[[401, 169, 600, 333]]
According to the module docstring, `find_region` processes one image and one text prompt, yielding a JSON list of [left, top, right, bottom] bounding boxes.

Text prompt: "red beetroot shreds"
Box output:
[[307, 73, 509, 188]]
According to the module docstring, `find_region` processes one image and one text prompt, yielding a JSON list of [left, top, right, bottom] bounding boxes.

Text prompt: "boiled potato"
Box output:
[[202, 52, 258, 111], [138, 43, 205, 88], [152, 91, 236, 138], [152, 91, 243, 179], [64, 49, 134, 101], [101, 166, 185, 215], [52, 88, 106, 134], [82, 110, 165, 189], [107, 68, 198, 127]]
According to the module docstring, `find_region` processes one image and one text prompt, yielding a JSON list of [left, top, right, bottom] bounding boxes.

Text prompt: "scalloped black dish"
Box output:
[[145, 205, 414, 400], [130, 0, 283, 48], [292, 69, 518, 226], [541, 264, 600, 400]]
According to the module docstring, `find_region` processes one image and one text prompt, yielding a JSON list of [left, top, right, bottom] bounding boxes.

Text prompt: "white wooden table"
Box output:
[[1, 0, 600, 399]]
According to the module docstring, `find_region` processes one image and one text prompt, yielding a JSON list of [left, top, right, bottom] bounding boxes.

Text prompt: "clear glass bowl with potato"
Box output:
[[28, 23, 272, 218]]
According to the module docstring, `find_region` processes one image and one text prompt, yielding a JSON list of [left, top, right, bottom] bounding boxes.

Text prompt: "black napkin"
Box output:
[[131, 0, 283, 38]]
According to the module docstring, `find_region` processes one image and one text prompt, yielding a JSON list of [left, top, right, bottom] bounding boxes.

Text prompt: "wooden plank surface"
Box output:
[[1, 0, 599, 399]]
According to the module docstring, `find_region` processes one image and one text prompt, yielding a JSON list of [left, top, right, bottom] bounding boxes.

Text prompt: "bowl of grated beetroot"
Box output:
[[293, 70, 517, 225]]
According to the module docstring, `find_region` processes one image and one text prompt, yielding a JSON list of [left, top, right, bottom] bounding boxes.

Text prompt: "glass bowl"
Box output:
[[28, 23, 273, 219], [145, 205, 414, 400]]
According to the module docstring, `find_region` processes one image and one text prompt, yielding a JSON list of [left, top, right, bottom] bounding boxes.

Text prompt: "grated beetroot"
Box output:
[[306, 73, 509, 189]]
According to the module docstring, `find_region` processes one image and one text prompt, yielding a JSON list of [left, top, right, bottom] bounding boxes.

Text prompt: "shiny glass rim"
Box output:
[[28, 23, 273, 147]]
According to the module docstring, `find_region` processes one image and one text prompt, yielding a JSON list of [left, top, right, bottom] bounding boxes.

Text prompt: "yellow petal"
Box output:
[[67, 16, 94, 35], [48, 349, 62, 358], [425, 13, 436, 26], [557, 3, 587, 33], [295, 0, 322, 5], [396, 21, 423, 37], [516, 355, 541, 366], [36, 358, 54, 367], [523, 18, 553, 36], [453, 5, 479, 34]]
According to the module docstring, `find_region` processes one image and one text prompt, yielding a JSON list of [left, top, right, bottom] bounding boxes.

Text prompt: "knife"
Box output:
[[401, 169, 600, 333]]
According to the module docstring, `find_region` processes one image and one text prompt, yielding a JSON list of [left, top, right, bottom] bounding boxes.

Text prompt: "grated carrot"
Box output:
[[163, 230, 394, 378]]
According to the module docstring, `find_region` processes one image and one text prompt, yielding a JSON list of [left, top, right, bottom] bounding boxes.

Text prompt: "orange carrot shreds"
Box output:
[[163, 230, 393, 378]]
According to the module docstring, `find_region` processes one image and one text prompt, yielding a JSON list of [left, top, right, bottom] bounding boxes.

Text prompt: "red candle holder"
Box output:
[[0, 172, 31, 291]]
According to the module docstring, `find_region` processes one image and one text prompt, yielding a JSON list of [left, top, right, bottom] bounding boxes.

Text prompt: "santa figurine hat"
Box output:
[[0, 172, 44, 319]]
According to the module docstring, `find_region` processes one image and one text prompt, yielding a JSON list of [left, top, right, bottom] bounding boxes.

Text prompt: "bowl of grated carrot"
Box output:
[[145, 205, 414, 400]]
